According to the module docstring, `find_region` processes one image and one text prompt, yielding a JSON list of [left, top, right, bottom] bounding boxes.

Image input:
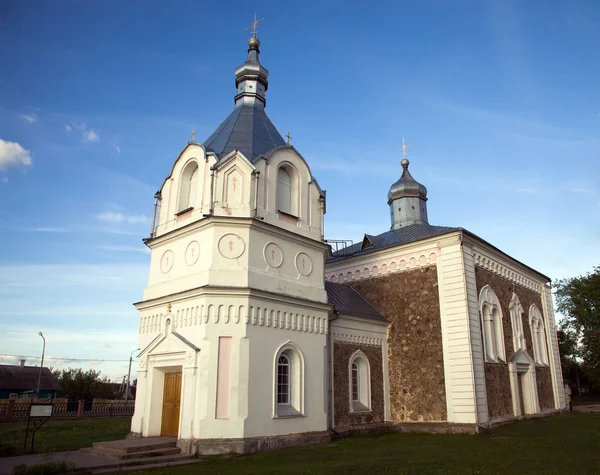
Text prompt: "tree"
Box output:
[[555, 265, 600, 391], [52, 368, 115, 401]]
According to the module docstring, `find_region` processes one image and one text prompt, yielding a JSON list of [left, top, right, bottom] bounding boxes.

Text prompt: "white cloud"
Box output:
[[96, 211, 150, 225], [83, 129, 100, 142], [1, 177, 7, 184], [0, 139, 33, 170], [112, 141, 121, 153], [65, 122, 100, 142], [21, 114, 37, 124]]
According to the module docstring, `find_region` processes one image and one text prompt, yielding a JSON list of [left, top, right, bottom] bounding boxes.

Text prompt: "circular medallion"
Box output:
[[160, 250, 174, 274], [295, 252, 313, 276], [218, 233, 246, 259], [264, 242, 283, 268], [185, 240, 200, 266]]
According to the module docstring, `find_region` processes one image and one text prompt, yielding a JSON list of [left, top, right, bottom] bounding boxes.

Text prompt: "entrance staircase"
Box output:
[[81, 437, 195, 472]]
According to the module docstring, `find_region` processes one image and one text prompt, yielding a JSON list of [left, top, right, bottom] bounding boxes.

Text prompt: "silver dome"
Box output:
[[387, 159, 428, 203]]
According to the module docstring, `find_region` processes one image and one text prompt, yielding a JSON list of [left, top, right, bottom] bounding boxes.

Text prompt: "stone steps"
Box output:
[[77, 436, 198, 472], [88, 437, 178, 458]]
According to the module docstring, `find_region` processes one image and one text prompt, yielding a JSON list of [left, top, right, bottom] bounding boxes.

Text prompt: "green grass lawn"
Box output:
[[0, 417, 131, 456], [123, 413, 600, 475]]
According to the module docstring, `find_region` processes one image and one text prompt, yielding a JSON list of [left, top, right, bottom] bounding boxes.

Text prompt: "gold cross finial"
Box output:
[[246, 12, 264, 38], [396, 137, 411, 160], [191, 129, 196, 142], [167, 303, 172, 313], [286, 132, 292, 145]]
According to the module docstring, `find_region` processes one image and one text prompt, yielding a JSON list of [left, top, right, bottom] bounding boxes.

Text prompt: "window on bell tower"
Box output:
[[178, 161, 199, 212]]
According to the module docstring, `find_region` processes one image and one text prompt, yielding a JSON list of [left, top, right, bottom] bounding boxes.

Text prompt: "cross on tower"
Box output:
[[191, 129, 196, 142], [396, 137, 411, 160], [286, 132, 292, 145], [246, 12, 264, 38]]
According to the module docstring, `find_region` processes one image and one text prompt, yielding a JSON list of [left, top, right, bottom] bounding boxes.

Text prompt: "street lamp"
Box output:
[[125, 348, 139, 402], [36, 332, 46, 398]]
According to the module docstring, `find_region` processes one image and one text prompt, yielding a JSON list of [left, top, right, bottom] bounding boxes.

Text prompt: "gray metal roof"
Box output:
[[0, 365, 60, 391], [203, 36, 286, 162], [203, 102, 286, 162], [325, 281, 387, 322], [328, 223, 460, 262]]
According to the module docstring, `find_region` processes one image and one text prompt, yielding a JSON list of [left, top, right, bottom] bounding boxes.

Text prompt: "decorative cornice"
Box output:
[[325, 247, 440, 283], [332, 332, 383, 346], [472, 249, 543, 292], [140, 299, 328, 336]]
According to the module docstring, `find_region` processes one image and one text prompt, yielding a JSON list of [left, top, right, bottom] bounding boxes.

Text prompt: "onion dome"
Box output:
[[233, 36, 269, 105], [387, 159, 428, 204]]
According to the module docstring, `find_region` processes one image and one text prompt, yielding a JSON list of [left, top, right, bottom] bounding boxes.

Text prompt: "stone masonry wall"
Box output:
[[536, 366, 554, 410], [350, 266, 447, 422], [475, 267, 555, 414], [333, 342, 384, 428], [484, 363, 513, 418], [475, 267, 545, 362]]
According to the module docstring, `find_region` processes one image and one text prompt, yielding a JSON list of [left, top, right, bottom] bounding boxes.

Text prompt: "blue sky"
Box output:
[[1, 0, 598, 380]]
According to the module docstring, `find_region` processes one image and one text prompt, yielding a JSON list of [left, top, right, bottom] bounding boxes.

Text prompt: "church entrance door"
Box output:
[[161, 372, 182, 437], [517, 373, 526, 415]]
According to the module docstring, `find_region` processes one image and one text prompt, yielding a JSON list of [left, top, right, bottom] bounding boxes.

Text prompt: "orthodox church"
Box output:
[[130, 29, 566, 454]]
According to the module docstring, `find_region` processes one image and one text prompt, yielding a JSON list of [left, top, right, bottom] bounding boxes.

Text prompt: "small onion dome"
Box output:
[[387, 159, 428, 203], [234, 37, 269, 87]]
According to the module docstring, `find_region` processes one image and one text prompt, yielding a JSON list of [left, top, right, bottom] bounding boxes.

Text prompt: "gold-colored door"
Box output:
[[161, 372, 182, 437]]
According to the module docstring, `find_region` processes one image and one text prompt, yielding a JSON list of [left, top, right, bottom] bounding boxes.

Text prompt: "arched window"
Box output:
[[529, 305, 548, 365], [351, 362, 359, 402], [277, 354, 290, 404], [509, 293, 526, 352], [479, 285, 506, 363], [276, 164, 298, 216], [178, 161, 199, 212], [349, 351, 371, 412], [274, 344, 304, 417]]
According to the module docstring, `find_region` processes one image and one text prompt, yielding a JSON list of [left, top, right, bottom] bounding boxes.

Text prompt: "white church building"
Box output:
[[130, 30, 566, 455]]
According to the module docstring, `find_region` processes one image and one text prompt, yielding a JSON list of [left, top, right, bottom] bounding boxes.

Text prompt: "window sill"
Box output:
[[351, 402, 371, 413], [277, 210, 299, 219], [175, 207, 194, 216], [274, 405, 304, 418]]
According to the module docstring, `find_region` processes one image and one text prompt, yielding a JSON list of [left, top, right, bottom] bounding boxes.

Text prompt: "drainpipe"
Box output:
[[253, 171, 260, 217], [327, 312, 339, 432], [150, 191, 161, 238], [206, 165, 216, 217]]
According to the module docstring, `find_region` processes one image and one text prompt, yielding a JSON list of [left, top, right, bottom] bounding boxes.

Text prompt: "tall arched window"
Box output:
[[274, 344, 304, 417], [349, 351, 371, 412], [479, 285, 506, 363], [277, 354, 290, 404], [178, 161, 199, 212], [509, 293, 526, 352], [351, 362, 359, 402], [277, 167, 292, 214], [529, 305, 548, 365]]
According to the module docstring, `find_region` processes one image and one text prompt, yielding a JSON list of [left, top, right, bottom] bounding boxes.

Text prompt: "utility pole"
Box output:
[[125, 348, 139, 402], [36, 332, 46, 398]]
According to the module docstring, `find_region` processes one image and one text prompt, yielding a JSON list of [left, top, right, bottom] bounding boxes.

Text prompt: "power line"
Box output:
[[0, 353, 137, 363]]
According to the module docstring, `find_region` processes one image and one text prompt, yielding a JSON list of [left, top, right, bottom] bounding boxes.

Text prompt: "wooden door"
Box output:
[[161, 372, 182, 437], [517, 373, 526, 415]]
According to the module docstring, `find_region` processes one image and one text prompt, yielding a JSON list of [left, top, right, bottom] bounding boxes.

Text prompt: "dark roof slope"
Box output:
[[325, 281, 387, 322], [0, 365, 60, 391], [203, 103, 286, 162], [328, 223, 460, 262]]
